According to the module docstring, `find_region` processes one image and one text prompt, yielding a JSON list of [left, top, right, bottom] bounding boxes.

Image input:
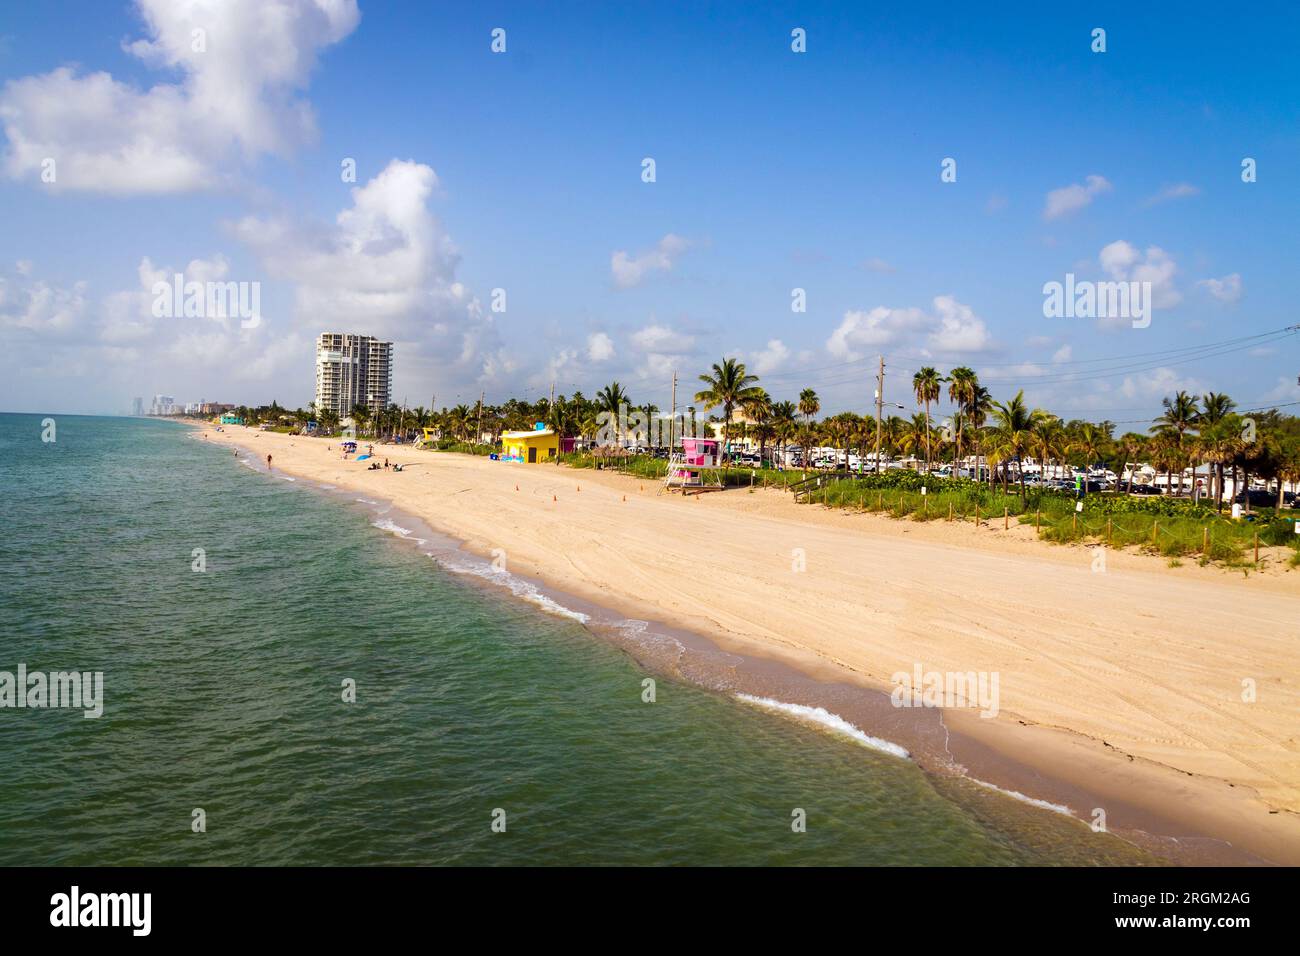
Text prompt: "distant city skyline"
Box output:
[[2, 1, 1297, 420]]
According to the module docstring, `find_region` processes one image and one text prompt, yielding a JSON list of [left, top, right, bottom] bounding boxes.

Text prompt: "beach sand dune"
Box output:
[[206, 427, 1300, 863]]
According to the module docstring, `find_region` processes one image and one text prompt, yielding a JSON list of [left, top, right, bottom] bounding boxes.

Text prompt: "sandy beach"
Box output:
[[204, 425, 1300, 864]]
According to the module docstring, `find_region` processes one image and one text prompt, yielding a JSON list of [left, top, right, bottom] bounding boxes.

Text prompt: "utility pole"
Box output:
[[669, 370, 677, 450], [874, 354, 885, 473]]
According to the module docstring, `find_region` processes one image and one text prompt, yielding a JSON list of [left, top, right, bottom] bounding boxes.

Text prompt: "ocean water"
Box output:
[[0, 414, 1156, 865]]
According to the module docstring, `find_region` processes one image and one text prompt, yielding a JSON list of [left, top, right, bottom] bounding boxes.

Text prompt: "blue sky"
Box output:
[[1, 0, 1297, 420]]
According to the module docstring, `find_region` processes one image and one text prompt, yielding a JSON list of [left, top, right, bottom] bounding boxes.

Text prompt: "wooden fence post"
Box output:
[[1202, 527, 1208, 554], [1255, 532, 1260, 564], [1004, 506, 1008, 530]]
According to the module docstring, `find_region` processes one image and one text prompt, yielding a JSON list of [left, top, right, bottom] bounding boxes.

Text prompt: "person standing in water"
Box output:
[[267, 454, 273, 469]]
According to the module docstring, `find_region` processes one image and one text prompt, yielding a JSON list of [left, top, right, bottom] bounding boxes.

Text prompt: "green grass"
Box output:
[[798, 475, 1298, 566]]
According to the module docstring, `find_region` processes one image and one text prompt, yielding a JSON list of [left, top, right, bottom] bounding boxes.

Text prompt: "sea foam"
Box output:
[[970, 778, 1074, 816], [735, 694, 910, 759]]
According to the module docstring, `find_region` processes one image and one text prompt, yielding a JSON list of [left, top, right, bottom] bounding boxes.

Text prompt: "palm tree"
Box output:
[[695, 358, 763, 454], [947, 366, 978, 478], [798, 388, 820, 428], [1071, 423, 1111, 481], [349, 403, 371, 437], [989, 391, 1053, 501], [912, 367, 945, 473], [1116, 432, 1147, 493], [824, 412, 859, 470], [596, 382, 631, 445], [1195, 417, 1244, 512], [1197, 392, 1236, 504], [967, 385, 994, 484], [771, 400, 798, 468], [741, 389, 774, 464], [1031, 417, 1066, 483], [898, 413, 929, 467], [1153, 391, 1200, 497]]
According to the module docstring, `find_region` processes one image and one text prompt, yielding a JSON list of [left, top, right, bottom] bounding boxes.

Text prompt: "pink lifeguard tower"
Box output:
[[662, 437, 724, 494]]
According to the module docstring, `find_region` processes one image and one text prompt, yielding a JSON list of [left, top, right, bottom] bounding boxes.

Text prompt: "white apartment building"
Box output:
[[314, 333, 394, 419]]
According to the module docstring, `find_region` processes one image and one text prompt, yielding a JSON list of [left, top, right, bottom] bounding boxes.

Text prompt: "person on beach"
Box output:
[[267, 454, 273, 469]]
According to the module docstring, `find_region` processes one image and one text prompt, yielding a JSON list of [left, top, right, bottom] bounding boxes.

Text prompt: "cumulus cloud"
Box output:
[[827, 296, 991, 360], [611, 234, 691, 289], [1197, 273, 1242, 304], [234, 160, 461, 333], [1119, 366, 1203, 401], [0, 0, 360, 193], [0, 270, 87, 336], [1043, 174, 1111, 221], [586, 331, 615, 362], [749, 338, 790, 375], [1098, 240, 1180, 311]]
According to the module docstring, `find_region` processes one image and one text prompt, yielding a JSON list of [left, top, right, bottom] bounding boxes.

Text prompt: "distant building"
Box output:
[[149, 394, 177, 416], [132, 397, 144, 416], [314, 333, 393, 419]]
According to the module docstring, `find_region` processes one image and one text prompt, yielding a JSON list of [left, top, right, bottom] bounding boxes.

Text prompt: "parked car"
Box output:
[[1129, 484, 1163, 496], [1232, 489, 1278, 508]]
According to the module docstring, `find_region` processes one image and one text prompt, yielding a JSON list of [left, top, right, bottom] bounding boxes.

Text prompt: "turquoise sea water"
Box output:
[[0, 414, 1154, 865]]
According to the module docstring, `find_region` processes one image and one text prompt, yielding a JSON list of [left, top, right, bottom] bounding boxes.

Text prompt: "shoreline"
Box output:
[[195, 423, 1300, 865]]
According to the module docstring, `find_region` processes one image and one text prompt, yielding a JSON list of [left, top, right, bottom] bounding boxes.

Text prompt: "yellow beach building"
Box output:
[[501, 426, 559, 463]]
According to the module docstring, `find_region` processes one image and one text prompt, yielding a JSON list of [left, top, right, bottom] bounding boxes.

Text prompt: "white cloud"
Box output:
[[1043, 174, 1111, 221], [0, 0, 360, 193], [827, 296, 991, 360], [1197, 273, 1242, 304], [586, 331, 615, 362], [1259, 375, 1300, 404], [1142, 182, 1200, 207], [749, 338, 790, 375], [234, 159, 472, 341], [929, 296, 992, 352], [1119, 366, 1203, 401], [625, 321, 697, 380], [1052, 344, 1072, 363], [0, 273, 87, 336], [611, 234, 690, 289], [861, 257, 896, 274], [629, 323, 694, 354], [1098, 240, 1181, 312]]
